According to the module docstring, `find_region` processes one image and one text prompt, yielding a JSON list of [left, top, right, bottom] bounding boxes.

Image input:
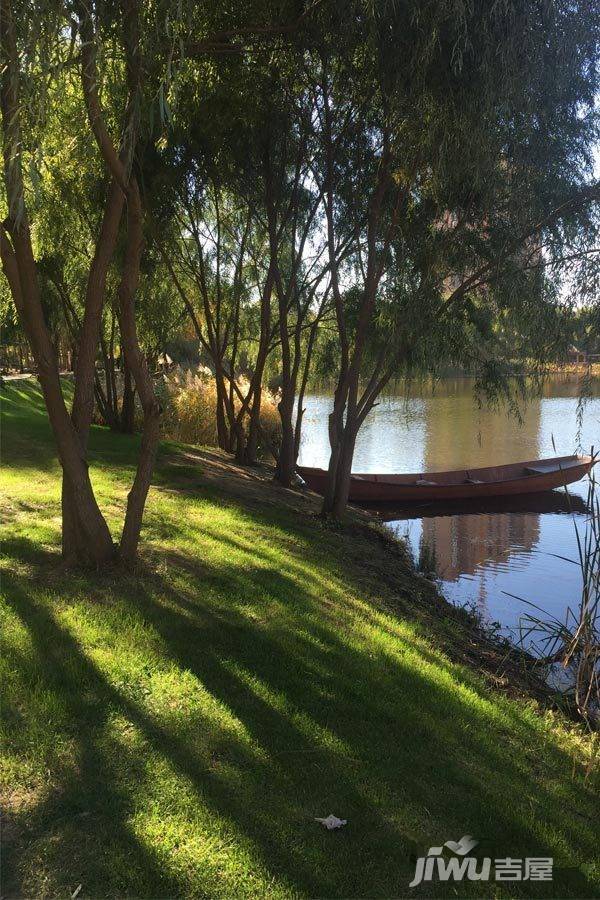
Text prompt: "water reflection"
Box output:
[[373, 492, 589, 520], [299, 376, 599, 646]]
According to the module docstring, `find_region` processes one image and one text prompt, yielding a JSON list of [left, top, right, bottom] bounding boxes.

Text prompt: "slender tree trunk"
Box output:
[[243, 378, 260, 462], [1, 228, 116, 563], [94, 370, 114, 428], [245, 266, 274, 463], [274, 321, 302, 486], [117, 180, 161, 560], [70, 182, 125, 441], [273, 302, 296, 484], [60, 177, 124, 558], [227, 381, 238, 451], [294, 317, 319, 464], [121, 357, 135, 433], [275, 391, 296, 486], [321, 374, 349, 515], [275, 305, 304, 484], [233, 416, 248, 462], [105, 311, 123, 430], [214, 362, 232, 451], [331, 420, 358, 518], [98, 337, 121, 430], [293, 406, 305, 466]]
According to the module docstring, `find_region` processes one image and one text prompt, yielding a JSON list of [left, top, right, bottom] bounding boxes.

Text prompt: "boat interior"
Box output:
[[348, 454, 590, 486]]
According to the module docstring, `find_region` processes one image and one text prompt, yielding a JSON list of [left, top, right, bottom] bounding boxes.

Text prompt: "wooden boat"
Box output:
[[297, 454, 595, 504]]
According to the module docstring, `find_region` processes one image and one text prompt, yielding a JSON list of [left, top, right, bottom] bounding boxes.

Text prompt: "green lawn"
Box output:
[[1, 381, 598, 898]]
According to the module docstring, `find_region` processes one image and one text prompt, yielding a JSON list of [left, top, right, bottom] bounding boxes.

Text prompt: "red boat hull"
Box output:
[[297, 455, 595, 503]]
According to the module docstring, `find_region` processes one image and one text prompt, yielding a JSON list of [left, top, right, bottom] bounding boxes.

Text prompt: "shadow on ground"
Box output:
[[2, 533, 598, 899]]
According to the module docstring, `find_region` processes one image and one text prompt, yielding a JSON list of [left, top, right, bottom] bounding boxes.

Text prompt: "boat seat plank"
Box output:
[[524, 460, 581, 476]]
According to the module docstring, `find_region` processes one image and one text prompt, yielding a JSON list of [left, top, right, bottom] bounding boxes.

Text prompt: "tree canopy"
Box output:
[[1, 0, 599, 560]]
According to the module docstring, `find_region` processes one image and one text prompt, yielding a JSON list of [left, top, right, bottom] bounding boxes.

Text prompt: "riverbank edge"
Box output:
[[0, 375, 580, 724], [167, 440, 576, 723]]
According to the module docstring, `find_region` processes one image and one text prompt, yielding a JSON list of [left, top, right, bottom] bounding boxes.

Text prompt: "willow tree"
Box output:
[[149, 59, 278, 463], [153, 40, 333, 474], [1, 0, 201, 563], [0, 0, 310, 564], [0, 0, 156, 565], [304, 0, 599, 518]]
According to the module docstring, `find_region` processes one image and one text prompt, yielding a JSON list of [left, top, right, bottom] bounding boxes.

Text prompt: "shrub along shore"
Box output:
[[1, 381, 599, 898]]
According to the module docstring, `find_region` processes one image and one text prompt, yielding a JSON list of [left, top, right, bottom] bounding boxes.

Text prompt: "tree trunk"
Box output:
[[70, 181, 125, 441], [331, 423, 357, 518], [0, 1, 115, 565], [117, 180, 161, 560], [244, 379, 261, 463], [121, 358, 135, 433], [214, 363, 232, 451], [94, 370, 117, 429], [1, 230, 116, 564], [233, 417, 248, 463], [245, 258, 275, 464], [294, 317, 318, 464], [59, 178, 125, 561], [275, 394, 296, 486], [321, 376, 348, 515]]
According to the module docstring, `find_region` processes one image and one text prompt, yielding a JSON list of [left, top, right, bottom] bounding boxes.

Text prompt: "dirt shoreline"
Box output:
[[163, 442, 565, 716]]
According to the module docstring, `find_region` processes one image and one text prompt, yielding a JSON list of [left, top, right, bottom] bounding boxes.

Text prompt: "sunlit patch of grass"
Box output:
[[1, 380, 599, 898]]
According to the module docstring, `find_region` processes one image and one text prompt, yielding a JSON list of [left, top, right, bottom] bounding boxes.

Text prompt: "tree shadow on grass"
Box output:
[[3, 570, 381, 897], [2, 539, 599, 898], [139, 564, 600, 858], [1, 582, 182, 897]]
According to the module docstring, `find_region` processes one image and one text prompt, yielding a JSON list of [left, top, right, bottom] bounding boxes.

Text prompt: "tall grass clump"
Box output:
[[417, 533, 438, 579], [161, 368, 221, 446], [161, 367, 282, 455]]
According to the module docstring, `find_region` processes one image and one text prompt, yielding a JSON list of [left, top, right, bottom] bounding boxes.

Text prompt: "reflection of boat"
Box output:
[[297, 454, 595, 503], [367, 490, 590, 521]]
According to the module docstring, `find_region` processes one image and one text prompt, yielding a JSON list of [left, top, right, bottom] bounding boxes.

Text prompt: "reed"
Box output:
[[417, 533, 438, 579], [161, 367, 282, 453], [516, 467, 599, 726]]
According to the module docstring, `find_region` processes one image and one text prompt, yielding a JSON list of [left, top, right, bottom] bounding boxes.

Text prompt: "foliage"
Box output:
[[1, 0, 599, 526], [572, 306, 600, 356]]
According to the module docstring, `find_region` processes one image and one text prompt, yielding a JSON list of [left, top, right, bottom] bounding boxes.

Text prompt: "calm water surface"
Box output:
[[299, 377, 600, 650]]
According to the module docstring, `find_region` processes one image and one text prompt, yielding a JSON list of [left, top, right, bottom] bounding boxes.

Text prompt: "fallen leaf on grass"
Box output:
[[315, 814, 347, 830]]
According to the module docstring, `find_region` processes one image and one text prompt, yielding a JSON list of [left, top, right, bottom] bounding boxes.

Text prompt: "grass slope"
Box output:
[[1, 381, 599, 899]]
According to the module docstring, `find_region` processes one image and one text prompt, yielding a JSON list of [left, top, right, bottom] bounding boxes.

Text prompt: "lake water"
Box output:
[[299, 377, 599, 651]]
